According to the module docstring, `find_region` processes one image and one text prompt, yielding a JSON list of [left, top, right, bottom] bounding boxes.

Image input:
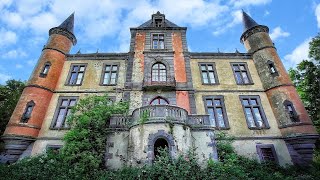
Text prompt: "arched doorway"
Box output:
[[154, 138, 168, 158]]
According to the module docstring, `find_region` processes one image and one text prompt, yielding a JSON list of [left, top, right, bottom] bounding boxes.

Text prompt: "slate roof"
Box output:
[[58, 13, 75, 34], [242, 11, 259, 32]]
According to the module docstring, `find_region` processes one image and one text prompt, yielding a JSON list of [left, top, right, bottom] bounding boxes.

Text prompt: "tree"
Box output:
[[289, 34, 320, 132], [0, 80, 25, 135]]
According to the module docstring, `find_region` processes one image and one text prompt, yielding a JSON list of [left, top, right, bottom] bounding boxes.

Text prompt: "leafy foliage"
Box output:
[[60, 94, 128, 178], [289, 34, 320, 132], [0, 79, 25, 135]]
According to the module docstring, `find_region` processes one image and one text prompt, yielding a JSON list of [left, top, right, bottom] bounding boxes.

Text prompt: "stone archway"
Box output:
[[147, 130, 176, 163], [154, 138, 169, 158]]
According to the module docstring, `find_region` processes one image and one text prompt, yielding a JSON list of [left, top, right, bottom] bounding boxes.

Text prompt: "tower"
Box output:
[[240, 11, 318, 165], [1, 13, 76, 163]]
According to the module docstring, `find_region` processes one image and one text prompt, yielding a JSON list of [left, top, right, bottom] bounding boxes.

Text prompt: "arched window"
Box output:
[[152, 63, 166, 82], [150, 96, 169, 105], [40, 62, 51, 77], [283, 100, 299, 122], [21, 100, 35, 123]]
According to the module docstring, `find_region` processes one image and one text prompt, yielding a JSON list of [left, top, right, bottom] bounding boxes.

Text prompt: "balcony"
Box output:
[[142, 76, 176, 90], [109, 105, 212, 129]]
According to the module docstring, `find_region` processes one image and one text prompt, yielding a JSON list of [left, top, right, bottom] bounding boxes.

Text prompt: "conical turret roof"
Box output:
[[58, 13, 75, 34], [242, 11, 259, 32]]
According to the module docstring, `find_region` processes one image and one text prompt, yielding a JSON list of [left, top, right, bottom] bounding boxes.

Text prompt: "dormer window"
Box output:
[[152, 11, 165, 28], [154, 18, 163, 27]]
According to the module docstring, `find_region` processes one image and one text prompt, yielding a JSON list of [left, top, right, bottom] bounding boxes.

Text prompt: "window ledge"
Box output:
[[99, 84, 117, 86], [248, 127, 270, 130], [236, 83, 254, 85], [49, 127, 71, 130]]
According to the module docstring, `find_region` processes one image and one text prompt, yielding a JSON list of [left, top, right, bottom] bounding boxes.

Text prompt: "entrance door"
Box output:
[[154, 138, 168, 158]]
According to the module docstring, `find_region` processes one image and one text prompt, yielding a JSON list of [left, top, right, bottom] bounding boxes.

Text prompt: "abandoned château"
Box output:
[[0, 11, 318, 168]]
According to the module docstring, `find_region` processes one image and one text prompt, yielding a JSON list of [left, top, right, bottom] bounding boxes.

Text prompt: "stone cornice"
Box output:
[[49, 27, 77, 45], [67, 53, 129, 61], [240, 25, 269, 43], [189, 52, 252, 59]]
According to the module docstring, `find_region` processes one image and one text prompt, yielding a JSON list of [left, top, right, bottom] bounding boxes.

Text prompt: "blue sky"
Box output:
[[0, 0, 319, 84]]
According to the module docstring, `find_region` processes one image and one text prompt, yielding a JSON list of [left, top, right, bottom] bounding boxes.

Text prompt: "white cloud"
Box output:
[[264, 10, 270, 16], [269, 27, 290, 41], [230, 0, 272, 8], [213, 10, 242, 36], [15, 64, 23, 69], [315, 3, 320, 28], [0, 28, 17, 47], [284, 38, 311, 66], [0, 73, 11, 84], [2, 49, 27, 59]]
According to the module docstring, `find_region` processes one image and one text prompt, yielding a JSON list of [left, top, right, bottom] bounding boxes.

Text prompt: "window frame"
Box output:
[[203, 95, 229, 129], [239, 95, 269, 130], [151, 33, 165, 49], [198, 63, 219, 85], [100, 63, 120, 86], [283, 100, 300, 123], [46, 145, 62, 154], [50, 96, 78, 130], [39, 61, 51, 78], [230, 62, 254, 85], [151, 62, 167, 82], [20, 100, 35, 123], [256, 144, 279, 164], [65, 63, 87, 86], [150, 96, 169, 105], [267, 60, 279, 76]]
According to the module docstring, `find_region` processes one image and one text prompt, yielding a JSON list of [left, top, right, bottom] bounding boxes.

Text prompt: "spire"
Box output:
[[58, 13, 75, 34], [242, 10, 259, 32]]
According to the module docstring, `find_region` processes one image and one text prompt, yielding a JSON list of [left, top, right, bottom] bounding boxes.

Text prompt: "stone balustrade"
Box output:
[[142, 76, 176, 90], [109, 105, 212, 129]]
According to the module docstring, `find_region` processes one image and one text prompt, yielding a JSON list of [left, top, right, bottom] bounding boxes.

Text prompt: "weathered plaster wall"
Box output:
[[55, 60, 126, 91], [233, 139, 292, 166], [190, 58, 264, 91]]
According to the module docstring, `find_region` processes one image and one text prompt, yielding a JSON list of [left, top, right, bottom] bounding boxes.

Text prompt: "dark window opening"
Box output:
[[256, 144, 278, 164], [154, 18, 163, 27], [154, 138, 168, 158], [47, 145, 62, 154], [152, 63, 166, 82], [152, 34, 165, 49], [150, 96, 169, 105], [267, 60, 278, 76], [283, 100, 299, 122], [21, 100, 35, 123]]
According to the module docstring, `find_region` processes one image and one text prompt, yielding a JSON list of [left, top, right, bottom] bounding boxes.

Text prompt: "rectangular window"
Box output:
[[100, 64, 119, 85], [203, 96, 229, 129], [66, 64, 87, 85], [231, 63, 253, 85], [256, 144, 278, 164], [51, 97, 78, 129], [199, 63, 219, 84], [152, 34, 165, 49], [240, 96, 269, 129], [46, 145, 62, 154]]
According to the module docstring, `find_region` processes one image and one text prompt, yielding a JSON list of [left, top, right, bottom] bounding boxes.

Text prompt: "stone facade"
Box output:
[[0, 11, 318, 167]]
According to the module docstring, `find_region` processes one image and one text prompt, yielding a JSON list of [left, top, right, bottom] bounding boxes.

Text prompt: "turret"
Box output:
[[1, 13, 76, 163], [240, 11, 318, 165]]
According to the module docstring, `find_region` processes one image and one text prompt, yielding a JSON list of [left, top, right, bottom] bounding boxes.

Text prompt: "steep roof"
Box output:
[[137, 11, 180, 28], [58, 13, 75, 34], [242, 11, 259, 32]]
